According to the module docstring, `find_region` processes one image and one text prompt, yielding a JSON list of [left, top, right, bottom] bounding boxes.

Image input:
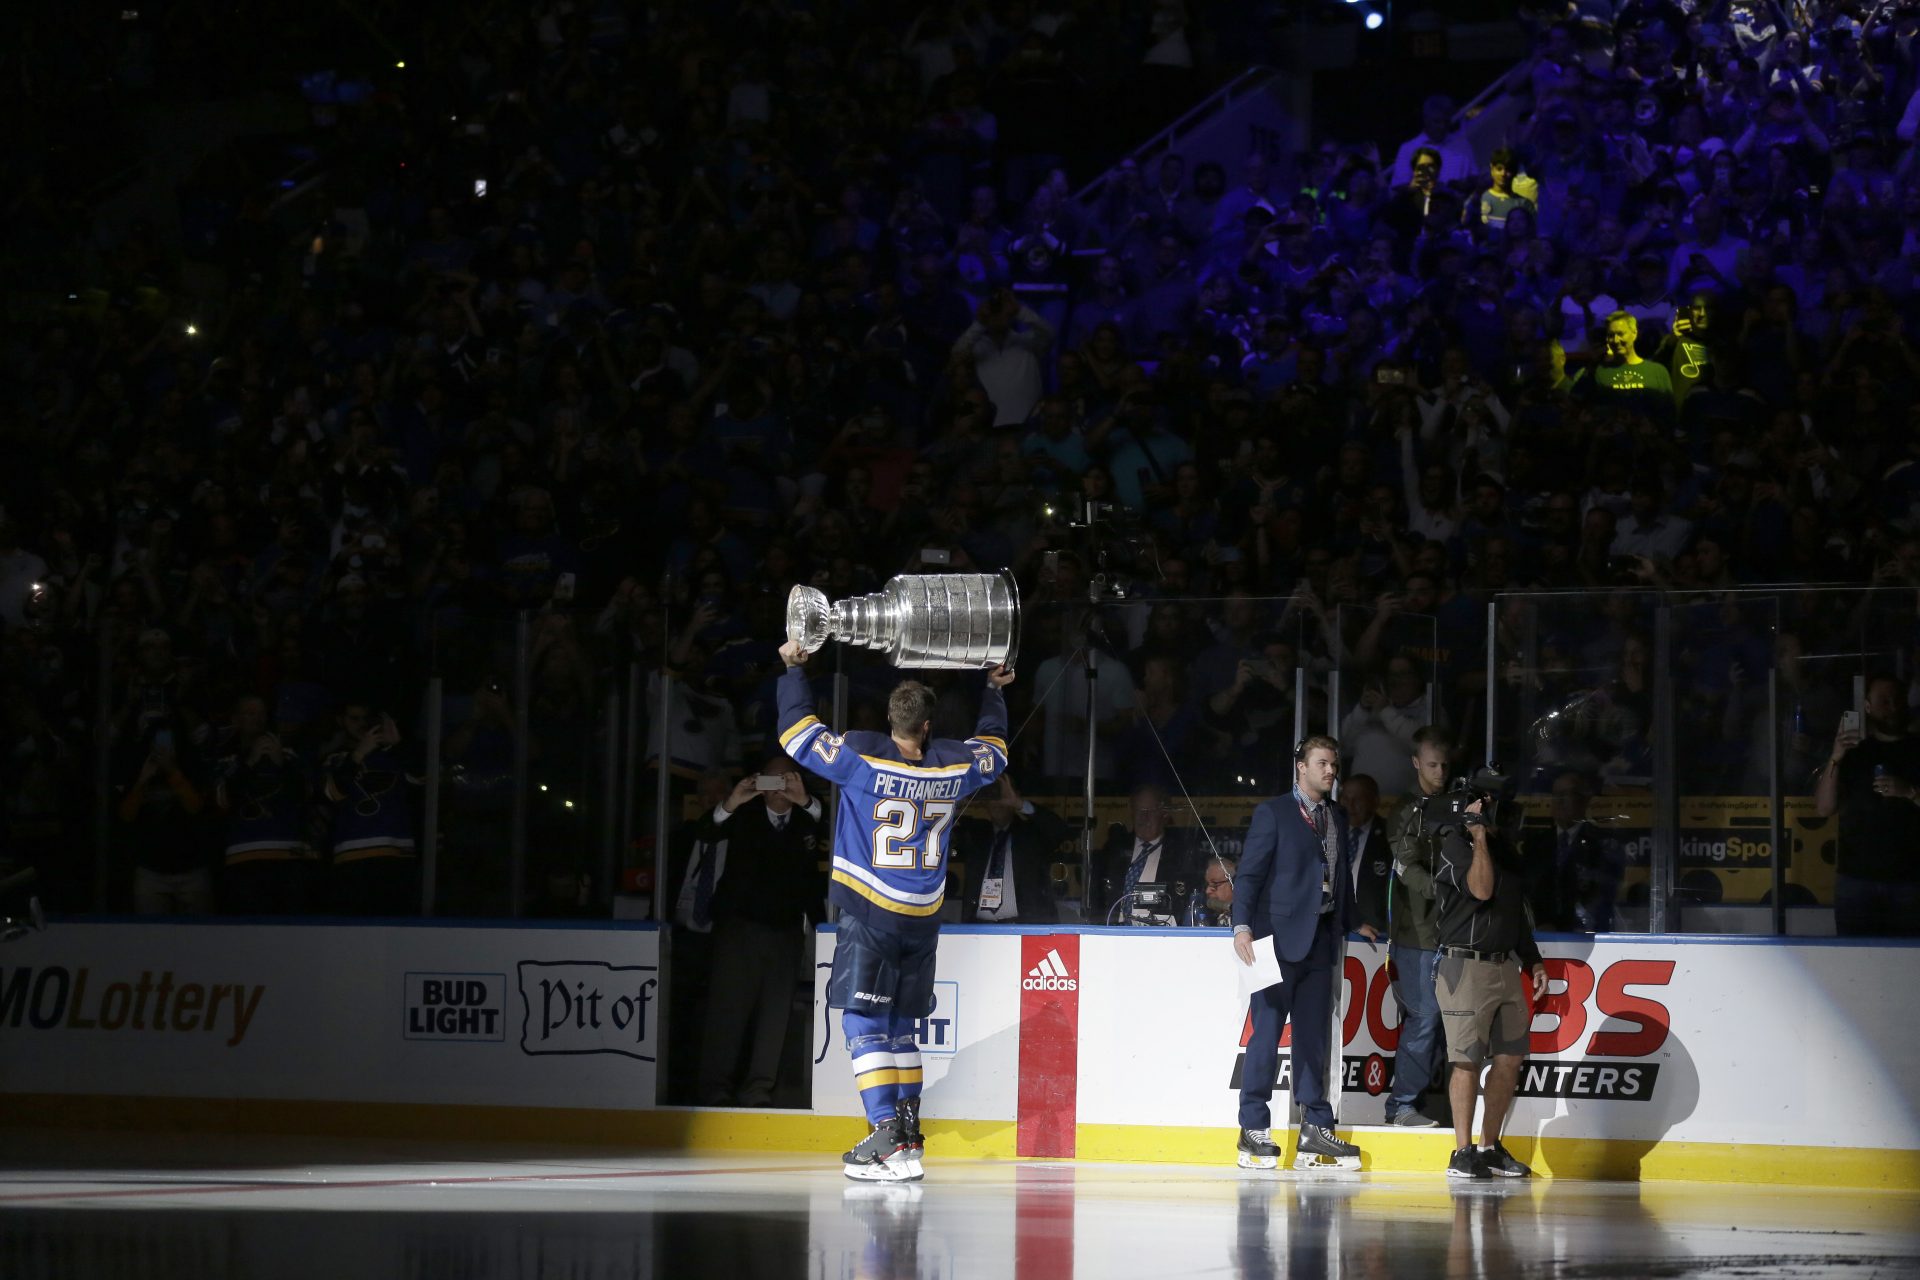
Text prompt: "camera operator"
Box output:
[[1428, 775, 1548, 1180]]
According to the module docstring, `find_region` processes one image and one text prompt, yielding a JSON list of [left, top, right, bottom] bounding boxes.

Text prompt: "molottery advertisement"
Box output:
[[0, 923, 661, 1108]]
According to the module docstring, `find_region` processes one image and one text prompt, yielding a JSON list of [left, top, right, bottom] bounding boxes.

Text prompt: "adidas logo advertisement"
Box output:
[[1022, 949, 1077, 992]]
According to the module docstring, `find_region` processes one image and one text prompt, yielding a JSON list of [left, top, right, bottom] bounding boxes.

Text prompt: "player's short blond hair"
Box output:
[[888, 681, 937, 736]]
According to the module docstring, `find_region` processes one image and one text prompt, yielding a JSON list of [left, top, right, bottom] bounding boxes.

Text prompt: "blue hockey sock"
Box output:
[[844, 1011, 899, 1125], [887, 1015, 923, 1106]]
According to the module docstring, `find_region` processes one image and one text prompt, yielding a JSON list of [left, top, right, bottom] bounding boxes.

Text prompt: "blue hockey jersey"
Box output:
[[776, 666, 1007, 937], [322, 745, 421, 861], [215, 749, 315, 864]]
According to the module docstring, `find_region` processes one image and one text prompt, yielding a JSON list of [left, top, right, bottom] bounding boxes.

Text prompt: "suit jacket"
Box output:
[[1349, 822, 1395, 935], [1096, 825, 1203, 919], [954, 802, 1071, 924], [1522, 821, 1621, 933], [1231, 791, 1354, 963], [704, 798, 829, 930]]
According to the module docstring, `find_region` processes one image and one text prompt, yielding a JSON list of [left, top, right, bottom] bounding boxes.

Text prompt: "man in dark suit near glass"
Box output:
[[1097, 782, 1199, 924], [955, 774, 1068, 924], [1522, 770, 1621, 933], [1231, 734, 1362, 1170]]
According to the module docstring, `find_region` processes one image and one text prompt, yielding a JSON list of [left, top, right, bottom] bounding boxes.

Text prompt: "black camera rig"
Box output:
[[0, 868, 47, 944], [1416, 766, 1515, 837], [1039, 494, 1159, 603]]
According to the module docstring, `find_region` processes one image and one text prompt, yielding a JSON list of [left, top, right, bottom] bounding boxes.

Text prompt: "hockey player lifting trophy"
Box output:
[[777, 572, 1019, 1181]]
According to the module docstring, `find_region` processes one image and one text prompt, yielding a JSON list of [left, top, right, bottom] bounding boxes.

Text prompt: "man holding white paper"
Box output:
[[1231, 734, 1362, 1171]]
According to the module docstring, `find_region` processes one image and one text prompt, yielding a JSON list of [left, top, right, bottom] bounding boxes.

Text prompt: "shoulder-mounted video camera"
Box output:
[[1417, 766, 1514, 836]]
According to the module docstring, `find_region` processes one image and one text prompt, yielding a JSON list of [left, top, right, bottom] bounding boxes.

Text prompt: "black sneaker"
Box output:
[[895, 1097, 925, 1181], [842, 1119, 909, 1182], [1447, 1146, 1490, 1180], [1479, 1142, 1532, 1178], [1236, 1126, 1280, 1170]]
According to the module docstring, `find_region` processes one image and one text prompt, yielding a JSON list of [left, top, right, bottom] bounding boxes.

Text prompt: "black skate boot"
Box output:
[[1294, 1124, 1361, 1171], [895, 1097, 925, 1181], [842, 1116, 909, 1182], [1236, 1127, 1281, 1170]]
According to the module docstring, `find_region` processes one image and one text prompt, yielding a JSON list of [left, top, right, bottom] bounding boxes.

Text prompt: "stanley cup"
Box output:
[[786, 571, 1021, 670]]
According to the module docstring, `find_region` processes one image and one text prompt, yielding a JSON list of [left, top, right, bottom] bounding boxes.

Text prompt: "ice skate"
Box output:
[[1293, 1123, 1361, 1171], [894, 1097, 925, 1181], [841, 1118, 910, 1182], [1236, 1127, 1280, 1170]]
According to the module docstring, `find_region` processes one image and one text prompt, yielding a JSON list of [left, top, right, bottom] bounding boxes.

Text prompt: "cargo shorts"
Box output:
[[1435, 952, 1530, 1067]]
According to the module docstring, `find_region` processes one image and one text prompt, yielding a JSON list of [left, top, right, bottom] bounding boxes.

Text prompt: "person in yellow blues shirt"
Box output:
[[776, 638, 1012, 1182]]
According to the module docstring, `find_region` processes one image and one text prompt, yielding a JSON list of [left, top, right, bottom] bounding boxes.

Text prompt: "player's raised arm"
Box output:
[[776, 640, 860, 786], [967, 663, 1014, 771]]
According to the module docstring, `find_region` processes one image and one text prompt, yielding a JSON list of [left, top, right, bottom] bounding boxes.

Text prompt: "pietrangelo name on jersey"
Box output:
[[869, 773, 966, 802]]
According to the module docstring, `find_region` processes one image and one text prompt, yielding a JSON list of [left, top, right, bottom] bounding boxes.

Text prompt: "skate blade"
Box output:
[[842, 1159, 910, 1182], [1292, 1154, 1362, 1172], [1236, 1153, 1279, 1170], [898, 1155, 924, 1181]]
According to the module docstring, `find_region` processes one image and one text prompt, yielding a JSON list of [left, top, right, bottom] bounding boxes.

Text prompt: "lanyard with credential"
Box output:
[[1295, 795, 1323, 835]]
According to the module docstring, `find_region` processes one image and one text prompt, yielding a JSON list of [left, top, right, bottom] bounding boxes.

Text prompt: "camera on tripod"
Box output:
[[1038, 493, 1157, 602]]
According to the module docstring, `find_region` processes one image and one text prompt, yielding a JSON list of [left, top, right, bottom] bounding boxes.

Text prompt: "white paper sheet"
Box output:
[[1234, 933, 1283, 1002]]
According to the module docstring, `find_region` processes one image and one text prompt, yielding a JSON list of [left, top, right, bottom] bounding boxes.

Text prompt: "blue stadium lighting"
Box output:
[[1365, 11, 1384, 28]]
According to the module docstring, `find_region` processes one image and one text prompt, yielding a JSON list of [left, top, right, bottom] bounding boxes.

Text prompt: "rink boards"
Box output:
[[3, 921, 1917, 1188]]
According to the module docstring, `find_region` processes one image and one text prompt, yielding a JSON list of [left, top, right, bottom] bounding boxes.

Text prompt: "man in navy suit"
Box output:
[[1231, 734, 1363, 1170]]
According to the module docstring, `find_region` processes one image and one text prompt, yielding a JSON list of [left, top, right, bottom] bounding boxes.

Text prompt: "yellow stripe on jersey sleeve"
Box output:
[[779, 715, 823, 749]]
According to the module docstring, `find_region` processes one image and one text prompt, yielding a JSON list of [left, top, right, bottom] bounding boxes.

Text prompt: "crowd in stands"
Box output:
[[4, 0, 1920, 920]]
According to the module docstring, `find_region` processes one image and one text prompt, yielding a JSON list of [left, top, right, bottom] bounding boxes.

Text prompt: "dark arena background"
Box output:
[[1, 0, 1918, 1276]]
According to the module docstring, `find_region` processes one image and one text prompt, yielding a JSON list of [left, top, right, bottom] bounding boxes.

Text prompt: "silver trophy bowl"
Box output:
[[786, 571, 1021, 670]]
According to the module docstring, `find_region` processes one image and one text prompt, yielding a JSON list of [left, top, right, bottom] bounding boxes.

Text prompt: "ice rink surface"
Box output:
[[1, 1132, 1916, 1279]]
